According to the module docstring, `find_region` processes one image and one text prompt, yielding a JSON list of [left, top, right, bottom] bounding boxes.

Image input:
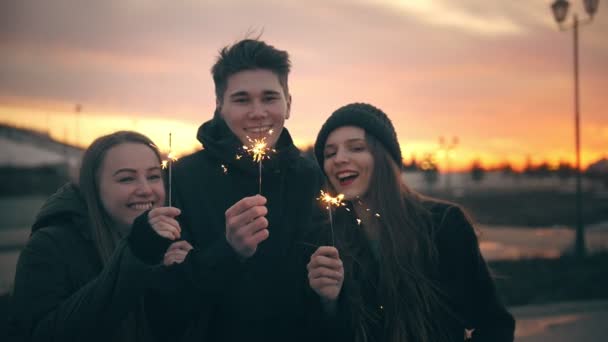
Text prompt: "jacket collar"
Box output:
[[196, 114, 301, 175]]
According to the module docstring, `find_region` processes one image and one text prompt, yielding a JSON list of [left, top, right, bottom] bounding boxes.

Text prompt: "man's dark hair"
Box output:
[[211, 39, 291, 104]]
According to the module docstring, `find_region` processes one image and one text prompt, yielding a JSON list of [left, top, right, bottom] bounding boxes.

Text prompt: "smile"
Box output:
[[128, 202, 154, 210], [336, 170, 359, 186], [245, 125, 273, 134]]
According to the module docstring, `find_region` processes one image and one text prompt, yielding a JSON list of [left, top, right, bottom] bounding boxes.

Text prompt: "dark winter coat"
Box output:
[[146, 116, 326, 342], [8, 183, 164, 342], [332, 201, 515, 342]]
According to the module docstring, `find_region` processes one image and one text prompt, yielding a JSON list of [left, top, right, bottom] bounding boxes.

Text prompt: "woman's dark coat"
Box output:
[[9, 184, 163, 342]]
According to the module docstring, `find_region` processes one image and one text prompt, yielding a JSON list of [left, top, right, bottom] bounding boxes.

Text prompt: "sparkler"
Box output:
[[161, 133, 178, 206], [318, 190, 345, 246], [242, 129, 275, 194]]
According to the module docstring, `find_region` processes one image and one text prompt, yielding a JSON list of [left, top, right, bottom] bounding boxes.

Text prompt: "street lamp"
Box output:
[[74, 103, 82, 147], [550, 0, 600, 259], [439, 136, 458, 193]]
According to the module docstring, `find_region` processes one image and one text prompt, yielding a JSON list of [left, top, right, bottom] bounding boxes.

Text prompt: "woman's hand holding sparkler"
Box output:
[[225, 195, 269, 258], [148, 206, 182, 240], [163, 240, 193, 266], [307, 246, 344, 305]]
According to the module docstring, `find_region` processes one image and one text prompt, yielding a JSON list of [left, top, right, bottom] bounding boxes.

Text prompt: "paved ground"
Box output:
[[511, 300, 608, 341], [2, 223, 608, 341]]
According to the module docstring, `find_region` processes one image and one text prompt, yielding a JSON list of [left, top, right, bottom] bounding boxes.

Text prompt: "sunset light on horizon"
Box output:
[[1, 0, 606, 172]]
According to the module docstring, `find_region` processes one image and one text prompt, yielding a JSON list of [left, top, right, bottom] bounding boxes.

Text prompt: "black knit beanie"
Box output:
[[314, 103, 402, 169]]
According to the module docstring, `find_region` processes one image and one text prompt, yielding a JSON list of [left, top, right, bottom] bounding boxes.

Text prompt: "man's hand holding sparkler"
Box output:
[[307, 246, 344, 307], [225, 195, 269, 258], [148, 206, 182, 240]]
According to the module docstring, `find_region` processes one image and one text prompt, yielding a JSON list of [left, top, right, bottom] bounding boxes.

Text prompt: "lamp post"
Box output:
[[550, 0, 599, 259], [439, 136, 458, 193], [74, 103, 82, 147]]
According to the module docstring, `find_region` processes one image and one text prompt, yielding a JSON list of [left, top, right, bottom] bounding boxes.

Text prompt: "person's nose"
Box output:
[[135, 178, 153, 196], [248, 99, 268, 120], [333, 148, 349, 165]]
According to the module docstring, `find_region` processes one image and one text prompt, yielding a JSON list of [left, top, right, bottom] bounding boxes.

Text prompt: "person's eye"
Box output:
[[263, 95, 279, 103], [351, 144, 367, 152], [233, 97, 249, 104], [118, 177, 135, 183], [324, 151, 336, 158], [148, 174, 162, 181]]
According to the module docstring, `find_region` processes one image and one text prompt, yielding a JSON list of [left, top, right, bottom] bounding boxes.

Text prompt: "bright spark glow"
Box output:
[[319, 190, 345, 208], [240, 130, 275, 194], [318, 190, 345, 247], [243, 137, 270, 163]]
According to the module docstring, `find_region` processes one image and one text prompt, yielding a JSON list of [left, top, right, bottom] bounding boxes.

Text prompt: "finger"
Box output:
[[163, 255, 185, 266], [225, 195, 267, 219], [149, 215, 181, 234], [151, 221, 180, 240], [163, 250, 189, 265], [310, 278, 341, 289], [309, 255, 343, 271], [164, 250, 189, 260], [241, 216, 269, 236], [229, 216, 269, 244], [244, 228, 270, 247], [226, 205, 268, 234], [309, 266, 343, 280], [149, 206, 181, 219], [167, 240, 193, 252], [313, 246, 339, 259], [309, 267, 343, 281], [157, 230, 177, 241]]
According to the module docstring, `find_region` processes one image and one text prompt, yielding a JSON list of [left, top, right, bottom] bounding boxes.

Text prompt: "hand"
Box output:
[[163, 240, 193, 266], [225, 195, 269, 258], [148, 207, 181, 240], [307, 246, 344, 303]]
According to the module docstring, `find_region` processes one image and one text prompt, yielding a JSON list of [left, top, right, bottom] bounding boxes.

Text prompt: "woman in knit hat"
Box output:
[[307, 103, 515, 342]]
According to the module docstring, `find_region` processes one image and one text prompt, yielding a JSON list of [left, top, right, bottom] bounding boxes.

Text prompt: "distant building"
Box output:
[[0, 124, 83, 180]]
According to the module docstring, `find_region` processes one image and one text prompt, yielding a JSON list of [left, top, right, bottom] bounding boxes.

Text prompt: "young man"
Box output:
[[144, 39, 327, 341]]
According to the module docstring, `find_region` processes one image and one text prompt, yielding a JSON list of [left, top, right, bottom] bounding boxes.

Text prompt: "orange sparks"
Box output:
[[319, 190, 345, 208], [243, 137, 271, 163], [161, 152, 178, 169]]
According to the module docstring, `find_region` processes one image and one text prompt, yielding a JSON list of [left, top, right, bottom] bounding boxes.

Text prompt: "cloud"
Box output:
[[0, 0, 606, 167]]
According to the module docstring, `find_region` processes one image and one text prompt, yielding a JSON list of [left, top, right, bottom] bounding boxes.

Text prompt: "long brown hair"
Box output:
[[78, 131, 161, 342], [333, 134, 450, 342], [78, 131, 162, 265]]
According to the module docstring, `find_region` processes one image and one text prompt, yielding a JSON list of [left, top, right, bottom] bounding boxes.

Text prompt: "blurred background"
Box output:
[[1, 0, 607, 340]]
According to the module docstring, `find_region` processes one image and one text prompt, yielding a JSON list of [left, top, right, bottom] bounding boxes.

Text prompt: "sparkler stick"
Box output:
[[318, 190, 345, 246], [161, 133, 178, 206], [242, 129, 275, 194], [169, 133, 173, 206]]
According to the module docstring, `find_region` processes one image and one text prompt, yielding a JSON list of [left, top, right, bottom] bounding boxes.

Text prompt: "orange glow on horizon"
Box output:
[[1, 104, 606, 172]]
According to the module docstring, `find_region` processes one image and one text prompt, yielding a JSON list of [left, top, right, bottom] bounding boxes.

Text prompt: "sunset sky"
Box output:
[[1, 0, 606, 171]]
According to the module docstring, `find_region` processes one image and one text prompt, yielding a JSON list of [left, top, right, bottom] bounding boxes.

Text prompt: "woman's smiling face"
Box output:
[[323, 126, 374, 200]]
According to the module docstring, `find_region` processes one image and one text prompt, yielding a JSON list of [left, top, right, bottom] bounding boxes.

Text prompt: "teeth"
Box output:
[[131, 202, 153, 210], [337, 171, 358, 181], [247, 126, 272, 133]]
